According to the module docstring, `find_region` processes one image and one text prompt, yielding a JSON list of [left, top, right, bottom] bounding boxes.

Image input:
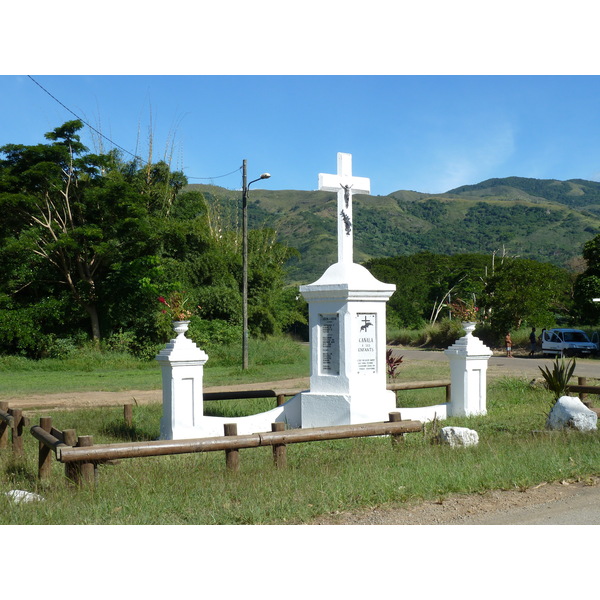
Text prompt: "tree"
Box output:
[[573, 233, 600, 324], [247, 228, 304, 336], [482, 257, 572, 335], [364, 253, 492, 328], [0, 121, 314, 356], [0, 120, 186, 343]]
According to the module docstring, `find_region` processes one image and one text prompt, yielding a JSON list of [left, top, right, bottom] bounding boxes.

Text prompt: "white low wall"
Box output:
[[393, 403, 448, 422], [163, 394, 448, 440], [157, 325, 489, 440], [163, 394, 301, 439]]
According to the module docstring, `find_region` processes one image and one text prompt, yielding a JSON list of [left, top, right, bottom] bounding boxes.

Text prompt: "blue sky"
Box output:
[[4, 3, 600, 198], [4, 74, 600, 196]]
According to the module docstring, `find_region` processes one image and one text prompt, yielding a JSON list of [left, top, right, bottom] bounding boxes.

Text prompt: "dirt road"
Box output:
[[396, 348, 600, 380], [3, 349, 597, 411], [0, 378, 311, 411]]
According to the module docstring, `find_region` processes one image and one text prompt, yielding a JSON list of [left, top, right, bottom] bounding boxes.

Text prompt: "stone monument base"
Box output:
[[299, 389, 397, 428]]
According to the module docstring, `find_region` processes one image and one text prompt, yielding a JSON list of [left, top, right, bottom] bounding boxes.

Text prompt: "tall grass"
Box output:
[[2, 376, 600, 524], [388, 319, 465, 348]]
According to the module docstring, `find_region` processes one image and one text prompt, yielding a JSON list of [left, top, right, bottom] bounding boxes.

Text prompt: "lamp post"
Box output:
[[242, 159, 271, 370]]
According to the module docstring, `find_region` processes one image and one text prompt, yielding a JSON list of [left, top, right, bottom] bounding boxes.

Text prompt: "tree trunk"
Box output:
[[85, 304, 102, 341]]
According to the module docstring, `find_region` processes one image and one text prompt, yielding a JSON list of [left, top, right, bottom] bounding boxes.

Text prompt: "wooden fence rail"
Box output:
[[56, 416, 423, 464], [567, 376, 600, 409], [203, 389, 301, 407], [5, 380, 450, 483], [32, 412, 422, 486], [388, 380, 451, 404], [203, 381, 451, 407]]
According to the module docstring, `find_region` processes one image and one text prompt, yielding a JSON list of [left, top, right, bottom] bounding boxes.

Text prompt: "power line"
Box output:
[[187, 167, 241, 181], [27, 75, 240, 182], [28, 75, 142, 163]]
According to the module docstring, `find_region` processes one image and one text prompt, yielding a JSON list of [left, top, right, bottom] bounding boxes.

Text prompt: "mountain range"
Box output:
[[186, 176, 600, 284]]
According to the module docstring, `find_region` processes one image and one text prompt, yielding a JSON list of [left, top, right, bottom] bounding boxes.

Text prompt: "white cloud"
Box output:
[[428, 119, 516, 192]]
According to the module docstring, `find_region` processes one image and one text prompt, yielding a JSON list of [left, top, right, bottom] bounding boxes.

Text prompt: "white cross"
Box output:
[[318, 152, 370, 264]]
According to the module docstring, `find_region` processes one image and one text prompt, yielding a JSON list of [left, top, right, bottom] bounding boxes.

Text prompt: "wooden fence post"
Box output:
[[77, 435, 96, 486], [0, 401, 8, 449], [389, 412, 404, 445], [276, 394, 285, 407], [271, 422, 287, 468], [63, 429, 78, 484], [38, 417, 53, 480], [124, 404, 133, 428], [11, 409, 25, 457], [578, 377, 588, 405], [224, 424, 239, 472]]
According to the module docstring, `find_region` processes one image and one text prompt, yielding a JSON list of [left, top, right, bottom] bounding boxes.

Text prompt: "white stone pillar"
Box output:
[[156, 321, 208, 440], [299, 261, 396, 427], [444, 322, 493, 417]]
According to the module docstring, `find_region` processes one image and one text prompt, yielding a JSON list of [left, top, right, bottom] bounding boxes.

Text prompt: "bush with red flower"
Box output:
[[158, 291, 197, 321], [448, 298, 479, 322]]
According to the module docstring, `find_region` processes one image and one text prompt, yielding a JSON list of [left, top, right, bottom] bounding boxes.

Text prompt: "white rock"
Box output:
[[546, 396, 598, 432], [438, 426, 479, 447], [5, 490, 45, 504]]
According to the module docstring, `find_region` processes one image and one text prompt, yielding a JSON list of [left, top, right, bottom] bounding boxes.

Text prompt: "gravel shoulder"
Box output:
[[309, 477, 600, 525]]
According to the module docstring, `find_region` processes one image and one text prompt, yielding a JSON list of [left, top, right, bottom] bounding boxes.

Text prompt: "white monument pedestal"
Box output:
[[299, 261, 396, 427], [444, 322, 493, 417], [156, 152, 398, 438], [156, 321, 208, 440]]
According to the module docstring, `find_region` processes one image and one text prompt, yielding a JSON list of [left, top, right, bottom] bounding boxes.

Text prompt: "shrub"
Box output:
[[426, 319, 465, 347], [188, 318, 240, 349], [388, 320, 465, 348], [0, 307, 45, 357], [200, 334, 305, 368], [538, 357, 577, 401]]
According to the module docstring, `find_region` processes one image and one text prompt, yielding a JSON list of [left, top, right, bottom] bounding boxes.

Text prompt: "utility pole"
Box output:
[[242, 160, 248, 369], [241, 160, 270, 370]]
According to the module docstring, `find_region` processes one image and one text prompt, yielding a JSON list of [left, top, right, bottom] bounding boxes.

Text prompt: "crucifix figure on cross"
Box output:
[[318, 152, 370, 264]]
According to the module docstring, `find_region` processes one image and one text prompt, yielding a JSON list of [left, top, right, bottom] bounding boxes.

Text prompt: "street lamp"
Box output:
[[242, 159, 271, 370]]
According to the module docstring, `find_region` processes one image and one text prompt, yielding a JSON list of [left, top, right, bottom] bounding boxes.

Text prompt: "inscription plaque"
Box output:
[[319, 314, 339, 375], [356, 313, 377, 374]]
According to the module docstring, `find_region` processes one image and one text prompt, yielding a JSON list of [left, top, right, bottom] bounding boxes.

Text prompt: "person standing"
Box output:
[[529, 327, 537, 357], [505, 332, 513, 357]]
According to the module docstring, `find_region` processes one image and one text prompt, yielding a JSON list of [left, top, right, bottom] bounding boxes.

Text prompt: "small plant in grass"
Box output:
[[538, 356, 576, 402], [425, 413, 442, 444], [386, 349, 403, 379]]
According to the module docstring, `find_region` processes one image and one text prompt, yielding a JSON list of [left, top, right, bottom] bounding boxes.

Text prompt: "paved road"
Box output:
[[391, 348, 600, 380]]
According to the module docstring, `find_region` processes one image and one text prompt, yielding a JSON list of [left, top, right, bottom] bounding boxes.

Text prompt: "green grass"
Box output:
[[0, 334, 445, 398], [0, 337, 310, 397], [2, 375, 600, 524], [1, 336, 598, 524]]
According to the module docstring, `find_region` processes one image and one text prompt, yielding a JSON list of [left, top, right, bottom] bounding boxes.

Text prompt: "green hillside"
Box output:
[[186, 177, 600, 284]]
